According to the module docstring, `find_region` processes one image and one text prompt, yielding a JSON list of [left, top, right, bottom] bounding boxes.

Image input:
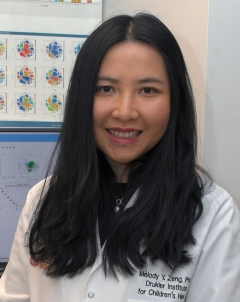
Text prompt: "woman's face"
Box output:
[[93, 42, 170, 180]]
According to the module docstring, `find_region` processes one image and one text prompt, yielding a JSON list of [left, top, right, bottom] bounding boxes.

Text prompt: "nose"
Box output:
[[111, 92, 139, 121]]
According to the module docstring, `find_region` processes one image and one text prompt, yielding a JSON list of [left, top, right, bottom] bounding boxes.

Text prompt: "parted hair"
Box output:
[[29, 13, 211, 278]]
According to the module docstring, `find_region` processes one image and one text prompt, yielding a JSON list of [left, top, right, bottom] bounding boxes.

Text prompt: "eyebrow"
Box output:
[[137, 77, 165, 85], [97, 76, 166, 85], [97, 76, 119, 83]]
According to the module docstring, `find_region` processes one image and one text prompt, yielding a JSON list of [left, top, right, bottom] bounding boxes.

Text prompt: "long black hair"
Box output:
[[29, 13, 211, 278]]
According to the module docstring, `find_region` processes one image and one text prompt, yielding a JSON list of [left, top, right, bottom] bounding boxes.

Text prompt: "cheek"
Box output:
[[93, 100, 109, 126], [148, 105, 170, 134], [93, 107, 103, 131], [93, 104, 108, 148]]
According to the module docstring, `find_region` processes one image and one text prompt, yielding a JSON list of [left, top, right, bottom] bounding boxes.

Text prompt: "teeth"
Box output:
[[108, 129, 140, 138]]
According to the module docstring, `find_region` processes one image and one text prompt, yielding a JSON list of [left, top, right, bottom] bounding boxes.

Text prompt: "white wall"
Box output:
[[204, 0, 240, 207]]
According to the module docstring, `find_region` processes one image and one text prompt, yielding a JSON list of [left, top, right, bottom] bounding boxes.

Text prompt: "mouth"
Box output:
[[107, 129, 141, 139]]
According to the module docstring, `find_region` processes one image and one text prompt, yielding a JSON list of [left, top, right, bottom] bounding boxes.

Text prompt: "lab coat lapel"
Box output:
[[90, 221, 102, 274]]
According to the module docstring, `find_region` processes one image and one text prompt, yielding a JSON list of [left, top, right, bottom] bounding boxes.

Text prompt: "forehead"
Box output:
[[98, 42, 168, 80]]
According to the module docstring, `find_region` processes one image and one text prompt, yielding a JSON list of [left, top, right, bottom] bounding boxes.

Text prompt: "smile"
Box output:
[[108, 129, 141, 139]]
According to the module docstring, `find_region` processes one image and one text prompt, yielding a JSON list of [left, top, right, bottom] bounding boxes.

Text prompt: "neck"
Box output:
[[114, 167, 129, 183], [106, 158, 129, 183]]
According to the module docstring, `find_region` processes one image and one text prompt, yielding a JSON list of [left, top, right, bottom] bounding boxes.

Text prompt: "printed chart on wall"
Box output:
[[0, 0, 102, 129], [0, 132, 59, 261]]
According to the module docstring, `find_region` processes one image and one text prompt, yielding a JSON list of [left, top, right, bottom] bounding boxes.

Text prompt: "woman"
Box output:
[[0, 13, 240, 302]]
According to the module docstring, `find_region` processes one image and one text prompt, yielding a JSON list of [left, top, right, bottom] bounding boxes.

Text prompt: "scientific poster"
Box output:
[[0, 132, 59, 261], [0, 0, 102, 129]]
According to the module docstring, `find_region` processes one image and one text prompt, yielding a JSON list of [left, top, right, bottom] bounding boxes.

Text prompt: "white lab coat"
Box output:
[[0, 181, 240, 302]]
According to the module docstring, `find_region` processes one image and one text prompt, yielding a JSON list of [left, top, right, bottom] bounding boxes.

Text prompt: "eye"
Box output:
[[143, 88, 152, 93], [102, 86, 111, 92], [140, 87, 157, 94], [95, 85, 115, 95]]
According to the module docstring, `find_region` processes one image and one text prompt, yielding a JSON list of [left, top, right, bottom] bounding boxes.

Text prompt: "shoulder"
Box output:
[[28, 177, 51, 202], [193, 183, 240, 247], [21, 177, 51, 232], [201, 183, 239, 224], [186, 185, 240, 301], [26, 177, 51, 208], [202, 183, 233, 206]]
